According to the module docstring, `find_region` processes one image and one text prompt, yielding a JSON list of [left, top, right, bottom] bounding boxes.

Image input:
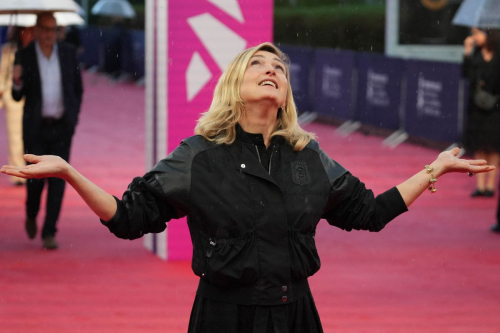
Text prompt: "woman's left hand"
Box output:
[[433, 147, 495, 177], [396, 147, 495, 207]]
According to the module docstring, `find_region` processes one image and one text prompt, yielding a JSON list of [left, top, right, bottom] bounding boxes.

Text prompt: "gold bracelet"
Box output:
[[424, 165, 437, 193]]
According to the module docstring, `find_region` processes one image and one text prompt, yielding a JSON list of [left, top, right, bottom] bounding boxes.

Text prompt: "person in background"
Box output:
[[104, 18, 125, 79], [462, 28, 500, 198], [0, 26, 34, 185], [1, 42, 495, 332], [11, 13, 83, 250], [64, 25, 84, 59]]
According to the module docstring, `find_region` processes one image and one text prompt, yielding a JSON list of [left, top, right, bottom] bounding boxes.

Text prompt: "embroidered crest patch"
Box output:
[[291, 161, 311, 186]]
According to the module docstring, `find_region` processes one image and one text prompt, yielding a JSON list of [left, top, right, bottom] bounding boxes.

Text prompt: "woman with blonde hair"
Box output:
[[1, 42, 495, 332], [0, 26, 34, 185]]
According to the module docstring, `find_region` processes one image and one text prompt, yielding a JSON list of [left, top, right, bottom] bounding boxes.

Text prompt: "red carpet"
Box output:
[[0, 73, 499, 332]]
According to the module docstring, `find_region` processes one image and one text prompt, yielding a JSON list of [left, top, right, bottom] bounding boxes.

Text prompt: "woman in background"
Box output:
[[462, 28, 500, 198], [0, 26, 34, 185]]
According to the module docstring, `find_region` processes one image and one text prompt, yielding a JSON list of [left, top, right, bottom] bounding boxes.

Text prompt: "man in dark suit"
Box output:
[[12, 13, 83, 249]]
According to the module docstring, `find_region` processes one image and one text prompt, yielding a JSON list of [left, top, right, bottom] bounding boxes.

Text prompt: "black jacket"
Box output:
[[102, 127, 408, 306], [12, 41, 83, 145], [462, 47, 500, 99]]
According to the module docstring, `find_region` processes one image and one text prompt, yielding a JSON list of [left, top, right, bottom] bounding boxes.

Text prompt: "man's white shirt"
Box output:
[[35, 41, 64, 119]]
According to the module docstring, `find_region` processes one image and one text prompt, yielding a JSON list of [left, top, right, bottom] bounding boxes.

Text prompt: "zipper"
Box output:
[[254, 144, 275, 175], [268, 145, 275, 175], [254, 145, 262, 163], [202, 238, 217, 277]]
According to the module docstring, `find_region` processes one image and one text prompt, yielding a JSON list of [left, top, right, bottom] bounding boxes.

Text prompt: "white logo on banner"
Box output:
[[366, 69, 390, 107], [187, 52, 213, 101], [208, 0, 245, 22], [322, 66, 342, 98], [417, 75, 442, 117], [186, 3, 247, 101]]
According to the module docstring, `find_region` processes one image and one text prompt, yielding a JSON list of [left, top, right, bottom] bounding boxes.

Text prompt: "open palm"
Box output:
[[1, 154, 70, 180], [436, 147, 495, 175]]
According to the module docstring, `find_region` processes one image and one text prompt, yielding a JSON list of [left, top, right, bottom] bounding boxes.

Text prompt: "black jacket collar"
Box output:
[[235, 123, 285, 147]]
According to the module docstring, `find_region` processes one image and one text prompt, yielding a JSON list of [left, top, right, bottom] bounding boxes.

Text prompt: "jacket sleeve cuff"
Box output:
[[375, 187, 408, 225], [100, 196, 124, 228]]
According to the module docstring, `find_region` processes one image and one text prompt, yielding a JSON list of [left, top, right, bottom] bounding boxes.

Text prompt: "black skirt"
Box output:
[[463, 104, 500, 154], [187, 290, 324, 333]]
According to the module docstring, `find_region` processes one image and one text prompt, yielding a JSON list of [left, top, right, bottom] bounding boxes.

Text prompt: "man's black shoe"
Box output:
[[25, 217, 37, 239], [491, 224, 500, 233], [43, 236, 59, 250]]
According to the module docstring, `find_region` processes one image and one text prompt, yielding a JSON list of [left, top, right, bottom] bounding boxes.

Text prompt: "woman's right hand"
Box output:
[[13, 65, 22, 85], [3, 154, 118, 222], [464, 36, 475, 56], [1, 154, 71, 180]]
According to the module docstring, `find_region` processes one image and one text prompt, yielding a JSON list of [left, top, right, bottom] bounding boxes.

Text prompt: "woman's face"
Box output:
[[471, 28, 487, 47], [239, 50, 288, 109]]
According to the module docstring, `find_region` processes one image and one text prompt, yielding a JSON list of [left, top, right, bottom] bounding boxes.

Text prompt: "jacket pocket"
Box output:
[[288, 228, 321, 281], [192, 229, 258, 286]]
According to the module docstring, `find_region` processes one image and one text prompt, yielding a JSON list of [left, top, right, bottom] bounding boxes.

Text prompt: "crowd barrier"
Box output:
[[79, 26, 145, 80], [282, 44, 468, 145], [279, 45, 314, 113], [0, 29, 466, 145], [0, 26, 145, 81], [356, 52, 403, 131], [0, 27, 7, 46]]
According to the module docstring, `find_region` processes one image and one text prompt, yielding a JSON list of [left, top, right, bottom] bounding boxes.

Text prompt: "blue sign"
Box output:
[[119, 30, 134, 77], [80, 26, 102, 68], [0, 27, 7, 47], [130, 30, 145, 79], [404, 60, 461, 143], [102, 25, 126, 75], [356, 53, 404, 130], [279, 45, 314, 113], [313, 49, 356, 120]]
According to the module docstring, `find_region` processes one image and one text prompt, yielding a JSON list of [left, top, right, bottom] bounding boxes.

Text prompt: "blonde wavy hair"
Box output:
[[195, 42, 315, 151]]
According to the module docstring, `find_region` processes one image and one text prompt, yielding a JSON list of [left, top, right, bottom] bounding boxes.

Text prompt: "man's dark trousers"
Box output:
[[25, 118, 73, 238]]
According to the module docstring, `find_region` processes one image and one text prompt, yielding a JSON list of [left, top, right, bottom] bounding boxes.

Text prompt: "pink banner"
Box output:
[[166, 0, 273, 260]]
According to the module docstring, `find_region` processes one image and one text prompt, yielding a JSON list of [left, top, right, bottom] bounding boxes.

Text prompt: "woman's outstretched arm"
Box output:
[[324, 147, 495, 232], [1, 154, 117, 222], [396, 147, 495, 207]]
